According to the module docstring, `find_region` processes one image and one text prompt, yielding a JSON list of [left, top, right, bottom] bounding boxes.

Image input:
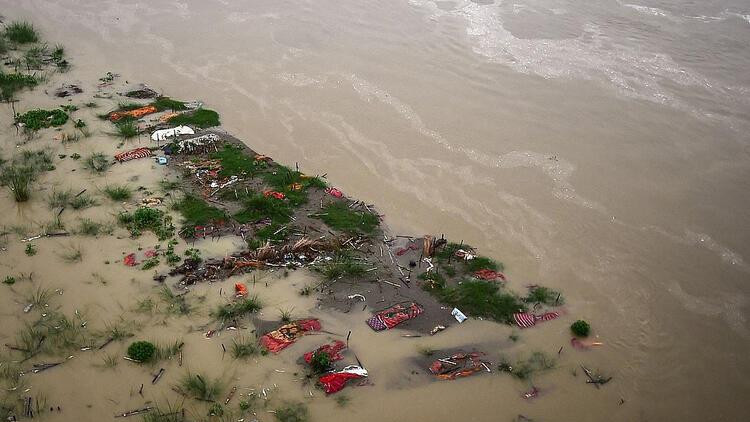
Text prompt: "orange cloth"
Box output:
[[234, 283, 249, 297], [109, 105, 157, 122]]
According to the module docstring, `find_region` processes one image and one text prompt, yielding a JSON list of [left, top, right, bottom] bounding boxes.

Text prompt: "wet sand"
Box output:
[[1, 1, 749, 422]]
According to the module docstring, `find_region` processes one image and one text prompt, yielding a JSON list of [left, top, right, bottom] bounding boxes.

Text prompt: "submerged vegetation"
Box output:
[[174, 194, 227, 226], [118, 207, 175, 240], [15, 109, 68, 130], [177, 372, 224, 402], [4, 21, 39, 44], [213, 296, 262, 322]]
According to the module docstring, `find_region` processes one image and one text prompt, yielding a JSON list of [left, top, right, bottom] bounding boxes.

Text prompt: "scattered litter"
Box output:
[[366, 301, 423, 331], [151, 368, 165, 384], [455, 249, 476, 260], [109, 105, 157, 122], [347, 294, 366, 302], [156, 156, 168, 165], [115, 147, 152, 163], [319, 365, 368, 394], [395, 243, 419, 256], [522, 386, 539, 399], [429, 352, 489, 380], [54, 84, 83, 97], [31, 362, 62, 373], [124, 253, 138, 267], [141, 197, 163, 206], [23, 304, 34, 313], [150, 125, 195, 141], [124, 84, 158, 99], [184, 101, 203, 109], [430, 325, 447, 335], [263, 190, 285, 200], [513, 312, 560, 329], [303, 340, 346, 365], [115, 406, 152, 418], [325, 187, 343, 198], [177, 133, 219, 153], [260, 319, 322, 353], [571, 338, 604, 350], [235, 283, 249, 298], [451, 308, 467, 323]]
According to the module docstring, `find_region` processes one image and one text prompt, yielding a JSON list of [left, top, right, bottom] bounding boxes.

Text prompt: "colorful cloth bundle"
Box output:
[[114, 147, 152, 162], [513, 311, 560, 329], [366, 302, 423, 331], [318, 365, 368, 394], [259, 319, 321, 353], [303, 340, 347, 365], [429, 352, 488, 380]]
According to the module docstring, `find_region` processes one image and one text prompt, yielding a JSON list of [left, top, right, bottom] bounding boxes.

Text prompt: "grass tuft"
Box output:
[[318, 202, 379, 235], [230, 336, 259, 359], [84, 153, 111, 173], [174, 194, 227, 227], [15, 109, 68, 130], [103, 185, 132, 201], [177, 372, 223, 402], [167, 108, 220, 128], [117, 207, 175, 240], [316, 252, 366, 280], [274, 402, 308, 422], [5, 21, 39, 44], [213, 296, 262, 322]]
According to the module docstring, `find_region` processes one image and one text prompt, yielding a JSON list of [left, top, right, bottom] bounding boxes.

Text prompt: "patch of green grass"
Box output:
[[70, 193, 97, 209], [177, 372, 224, 402], [103, 185, 132, 201], [5, 21, 39, 44], [47, 189, 71, 208], [234, 194, 293, 224], [114, 119, 139, 138], [23, 45, 46, 70], [167, 108, 220, 128], [427, 279, 526, 324], [0, 71, 38, 101], [15, 109, 68, 131], [84, 153, 111, 173], [155, 340, 183, 361], [141, 402, 185, 422], [24, 243, 37, 256], [211, 144, 266, 178], [159, 286, 191, 315], [252, 223, 288, 245], [213, 296, 262, 322], [3, 276, 16, 285], [498, 352, 556, 380], [117, 207, 175, 240], [152, 96, 187, 111], [465, 256, 502, 273], [317, 202, 379, 235], [524, 286, 563, 306], [309, 349, 331, 374], [100, 353, 119, 368], [0, 166, 33, 202], [316, 252, 366, 280], [75, 219, 112, 236], [141, 257, 160, 270], [230, 336, 259, 359], [174, 194, 227, 226], [274, 402, 308, 422]]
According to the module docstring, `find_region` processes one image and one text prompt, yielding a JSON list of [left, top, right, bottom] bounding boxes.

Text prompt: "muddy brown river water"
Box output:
[[1, 1, 749, 421]]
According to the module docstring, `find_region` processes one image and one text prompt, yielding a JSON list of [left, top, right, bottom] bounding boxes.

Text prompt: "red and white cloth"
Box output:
[[115, 147, 152, 162], [513, 311, 560, 329]]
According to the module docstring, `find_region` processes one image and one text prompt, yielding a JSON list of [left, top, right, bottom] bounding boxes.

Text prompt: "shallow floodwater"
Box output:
[[1, 1, 749, 421]]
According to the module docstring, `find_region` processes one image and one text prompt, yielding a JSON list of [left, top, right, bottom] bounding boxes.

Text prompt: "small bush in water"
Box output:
[[127, 340, 156, 362], [571, 320, 591, 337]]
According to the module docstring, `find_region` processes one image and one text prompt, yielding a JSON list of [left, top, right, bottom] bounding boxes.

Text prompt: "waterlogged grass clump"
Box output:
[[15, 109, 68, 130], [127, 340, 156, 362], [274, 402, 309, 422], [571, 320, 591, 337], [4, 21, 39, 44], [0, 72, 38, 101], [213, 296, 262, 322], [118, 207, 175, 240], [174, 194, 227, 226], [167, 108, 220, 128], [177, 372, 224, 401]]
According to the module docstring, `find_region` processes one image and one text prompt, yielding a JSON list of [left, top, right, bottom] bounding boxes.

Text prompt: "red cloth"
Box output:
[[303, 341, 346, 364], [144, 249, 158, 258], [124, 253, 137, 266], [318, 372, 364, 394], [260, 319, 322, 353], [395, 243, 419, 256], [235, 283, 248, 297], [115, 147, 152, 162], [325, 187, 343, 198], [263, 190, 285, 200], [473, 269, 506, 281], [513, 312, 560, 329]]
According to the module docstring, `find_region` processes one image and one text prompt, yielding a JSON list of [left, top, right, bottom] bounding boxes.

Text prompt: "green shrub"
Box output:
[[103, 185, 131, 201], [118, 207, 175, 240], [5, 21, 39, 44], [0, 71, 38, 101], [15, 109, 68, 130], [571, 320, 590, 337], [309, 350, 331, 374], [127, 340, 156, 362]]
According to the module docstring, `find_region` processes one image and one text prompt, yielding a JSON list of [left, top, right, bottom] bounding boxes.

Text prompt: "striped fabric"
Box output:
[[115, 147, 152, 162], [513, 311, 560, 329]]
